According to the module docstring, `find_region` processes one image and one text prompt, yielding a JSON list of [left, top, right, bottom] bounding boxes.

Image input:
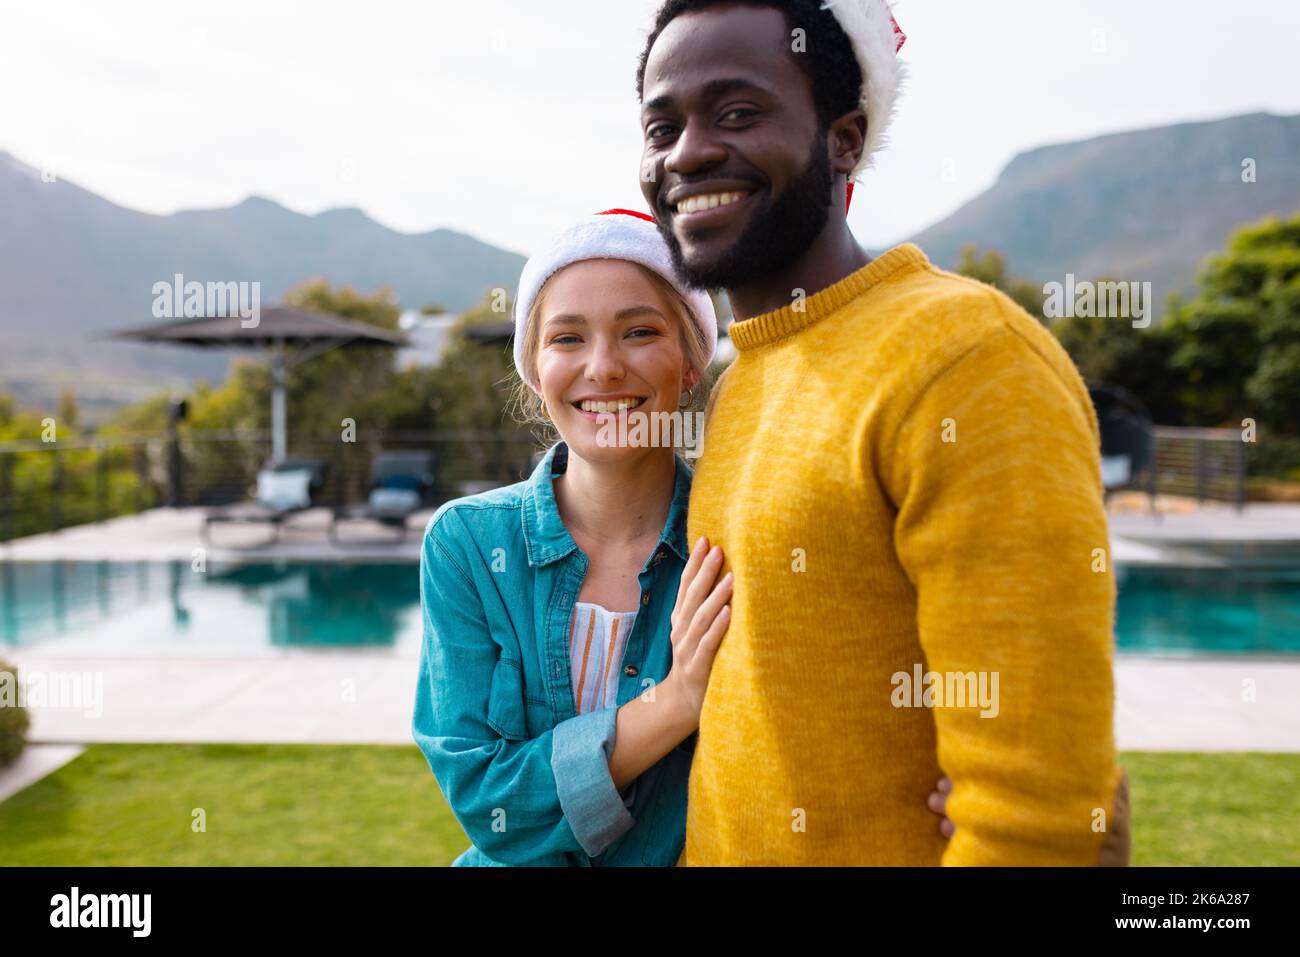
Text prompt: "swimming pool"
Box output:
[[0, 561, 422, 658], [2, 561, 1297, 657]]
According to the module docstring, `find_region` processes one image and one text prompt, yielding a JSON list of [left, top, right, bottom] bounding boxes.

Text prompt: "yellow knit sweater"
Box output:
[[683, 244, 1120, 866]]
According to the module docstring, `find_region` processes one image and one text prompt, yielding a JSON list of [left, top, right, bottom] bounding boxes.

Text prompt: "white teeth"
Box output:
[[677, 191, 747, 214], [579, 398, 644, 413]]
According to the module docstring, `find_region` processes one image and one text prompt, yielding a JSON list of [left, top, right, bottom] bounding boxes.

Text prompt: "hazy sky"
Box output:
[[3, 0, 1298, 259]]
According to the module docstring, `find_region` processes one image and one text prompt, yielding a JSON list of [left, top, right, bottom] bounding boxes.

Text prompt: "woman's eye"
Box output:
[[628, 328, 659, 339], [551, 335, 580, 345]]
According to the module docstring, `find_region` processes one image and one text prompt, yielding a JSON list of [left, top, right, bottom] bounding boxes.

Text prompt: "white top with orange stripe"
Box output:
[[569, 601, 638, 714]]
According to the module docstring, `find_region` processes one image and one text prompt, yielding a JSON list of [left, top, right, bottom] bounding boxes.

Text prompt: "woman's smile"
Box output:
[[570, 395, 649, 420]]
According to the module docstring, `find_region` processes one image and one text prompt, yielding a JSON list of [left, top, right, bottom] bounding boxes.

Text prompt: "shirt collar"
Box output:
[[521, 441, 694, 569]]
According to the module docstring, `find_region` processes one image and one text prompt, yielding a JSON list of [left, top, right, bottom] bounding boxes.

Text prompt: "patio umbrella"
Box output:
[[113, 307, 407, 463]]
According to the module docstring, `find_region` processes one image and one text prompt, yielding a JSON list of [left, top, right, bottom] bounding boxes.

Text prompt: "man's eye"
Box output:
[[722, 108, 757, 122], [646, 123, 676, 139]]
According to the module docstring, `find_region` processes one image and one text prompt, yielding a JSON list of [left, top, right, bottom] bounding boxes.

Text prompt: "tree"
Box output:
[[955, 244, 1048, 322], [1163, 214, 1300, 431], [1049, 310, 1185, 424], [425, 291, 532, 483], [278, 279, 404, 445]]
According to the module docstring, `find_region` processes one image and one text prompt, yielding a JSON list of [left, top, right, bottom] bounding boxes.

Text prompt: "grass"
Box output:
[[1121, 752, 1300, 866], [1, 746, 1295, 865], [0, 744, 469, 866]]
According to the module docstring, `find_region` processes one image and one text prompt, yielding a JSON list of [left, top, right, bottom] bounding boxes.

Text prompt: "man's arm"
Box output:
[[883, 310, 1121, 865]]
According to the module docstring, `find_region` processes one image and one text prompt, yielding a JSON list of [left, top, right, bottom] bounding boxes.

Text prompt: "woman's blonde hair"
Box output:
[[507, 260, 714, 449]]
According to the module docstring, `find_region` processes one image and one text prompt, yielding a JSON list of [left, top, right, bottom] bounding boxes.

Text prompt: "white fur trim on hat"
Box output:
[[820, 0, 908, 179], [511, 211, 718, 393]]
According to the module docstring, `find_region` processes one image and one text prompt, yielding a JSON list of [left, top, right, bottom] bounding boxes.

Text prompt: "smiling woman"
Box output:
[[508, 213, 716, 455], [411, 208, 734, 867]]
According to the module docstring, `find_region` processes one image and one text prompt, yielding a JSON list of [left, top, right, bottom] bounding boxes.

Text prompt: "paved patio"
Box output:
[[7, 502, 1300, 567], [0, 744, 84, 802], [5, 647, 1297, 752], [1108, 502, 1300, 565], [0, 506, 434, 563]]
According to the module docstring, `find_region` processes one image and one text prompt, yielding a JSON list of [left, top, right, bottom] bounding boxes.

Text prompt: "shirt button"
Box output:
[[642, 592, 651, 606], [624, 665, 638, 677]]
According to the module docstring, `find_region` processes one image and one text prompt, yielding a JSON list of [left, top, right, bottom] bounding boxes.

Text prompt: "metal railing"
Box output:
[[0, 422, 1267, 542], [1131, 426, 1249, 509], [0, 428, 541, 543]]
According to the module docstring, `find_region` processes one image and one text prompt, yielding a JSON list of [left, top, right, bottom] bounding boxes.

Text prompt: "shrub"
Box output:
[[0, 659, 31, 768]]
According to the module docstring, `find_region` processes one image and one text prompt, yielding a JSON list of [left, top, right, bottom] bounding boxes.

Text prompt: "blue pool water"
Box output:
[[1, 561, 1298, 656], [0, 561, 423, 657]]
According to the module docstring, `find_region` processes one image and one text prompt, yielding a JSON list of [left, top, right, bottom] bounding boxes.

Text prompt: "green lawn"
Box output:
[[0, 744, 469, 866], [1, 746, 1295, 865], [1121, 752, 1300, 866]]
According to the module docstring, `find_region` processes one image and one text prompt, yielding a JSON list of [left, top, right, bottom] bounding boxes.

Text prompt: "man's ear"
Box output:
[[830, 109, 868, 176]]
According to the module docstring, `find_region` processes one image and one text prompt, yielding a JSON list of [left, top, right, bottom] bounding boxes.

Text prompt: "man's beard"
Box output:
[[659, 133, 834, 291]]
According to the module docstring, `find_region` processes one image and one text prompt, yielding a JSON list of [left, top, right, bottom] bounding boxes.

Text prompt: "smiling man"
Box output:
[[635, 0, 1124, 865]]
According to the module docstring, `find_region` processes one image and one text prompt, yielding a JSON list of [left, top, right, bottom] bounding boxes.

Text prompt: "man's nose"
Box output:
[[664, 116, 727, 176]]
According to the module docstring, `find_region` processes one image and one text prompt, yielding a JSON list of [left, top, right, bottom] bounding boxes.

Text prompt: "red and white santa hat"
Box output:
[[512, 209, 718, 394], [825, 0, 908, 210]]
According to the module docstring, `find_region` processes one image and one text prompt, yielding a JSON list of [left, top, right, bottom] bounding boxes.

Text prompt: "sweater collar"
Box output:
[[726, 243, 929, 351]]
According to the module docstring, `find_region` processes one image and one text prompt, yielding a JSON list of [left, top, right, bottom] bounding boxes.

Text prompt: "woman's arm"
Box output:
[[413, 516, 639, 863], [606, 536, 732, 790]]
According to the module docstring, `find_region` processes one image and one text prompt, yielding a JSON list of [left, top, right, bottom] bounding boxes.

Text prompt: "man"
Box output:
[[635, 0, 1125, 865]]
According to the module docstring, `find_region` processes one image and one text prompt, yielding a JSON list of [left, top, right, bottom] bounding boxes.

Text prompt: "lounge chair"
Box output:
[[1090, 385, 1155, 508], [202, 458, 330, 546], [329, 451, 439, 544]]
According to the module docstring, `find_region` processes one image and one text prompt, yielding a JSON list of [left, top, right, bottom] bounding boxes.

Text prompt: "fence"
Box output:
[[0, 428, 540, 543], [0, 423, 1267, 542], [1130, 426, 1249, 508]]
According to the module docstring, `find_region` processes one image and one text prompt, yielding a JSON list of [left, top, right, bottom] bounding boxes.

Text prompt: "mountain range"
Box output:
[[2, 110, 1297, 412], [909, 111, 1300, 309], [0, 153, 527, 413]]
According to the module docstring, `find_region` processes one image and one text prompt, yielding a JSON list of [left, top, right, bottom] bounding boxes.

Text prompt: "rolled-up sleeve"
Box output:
[[552, 706, 637, 855], [412, 518, 636, 863]]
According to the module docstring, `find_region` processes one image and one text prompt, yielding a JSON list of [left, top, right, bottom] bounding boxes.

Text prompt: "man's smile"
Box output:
[[670, 189, 757, 230], [662, 181, 761, 234]]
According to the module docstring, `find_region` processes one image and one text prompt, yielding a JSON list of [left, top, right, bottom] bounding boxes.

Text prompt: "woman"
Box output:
[[410, 209, 1054, 866]]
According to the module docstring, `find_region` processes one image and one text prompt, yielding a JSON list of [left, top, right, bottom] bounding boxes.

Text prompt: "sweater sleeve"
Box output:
[[412, 522, 636, 863], [882, 313, 1121, 866]]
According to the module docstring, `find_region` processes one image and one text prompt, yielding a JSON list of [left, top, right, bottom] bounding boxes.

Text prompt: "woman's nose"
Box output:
[[585, 338, 626, 381]]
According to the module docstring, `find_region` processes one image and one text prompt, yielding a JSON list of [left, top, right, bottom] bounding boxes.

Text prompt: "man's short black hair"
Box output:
[[635, 0, 863, 133]]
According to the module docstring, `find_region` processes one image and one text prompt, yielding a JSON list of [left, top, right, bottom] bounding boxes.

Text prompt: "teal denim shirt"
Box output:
[[412, 441, 696, 866]]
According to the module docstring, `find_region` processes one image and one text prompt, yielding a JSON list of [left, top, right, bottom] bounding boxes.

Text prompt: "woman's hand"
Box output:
[[661, 535, 732, 725], [925, 770, 1133, 865]]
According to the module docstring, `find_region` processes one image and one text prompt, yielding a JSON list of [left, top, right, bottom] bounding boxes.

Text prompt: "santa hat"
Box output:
[[512, 209, 718, 394], [822, 0, 908, 210]]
